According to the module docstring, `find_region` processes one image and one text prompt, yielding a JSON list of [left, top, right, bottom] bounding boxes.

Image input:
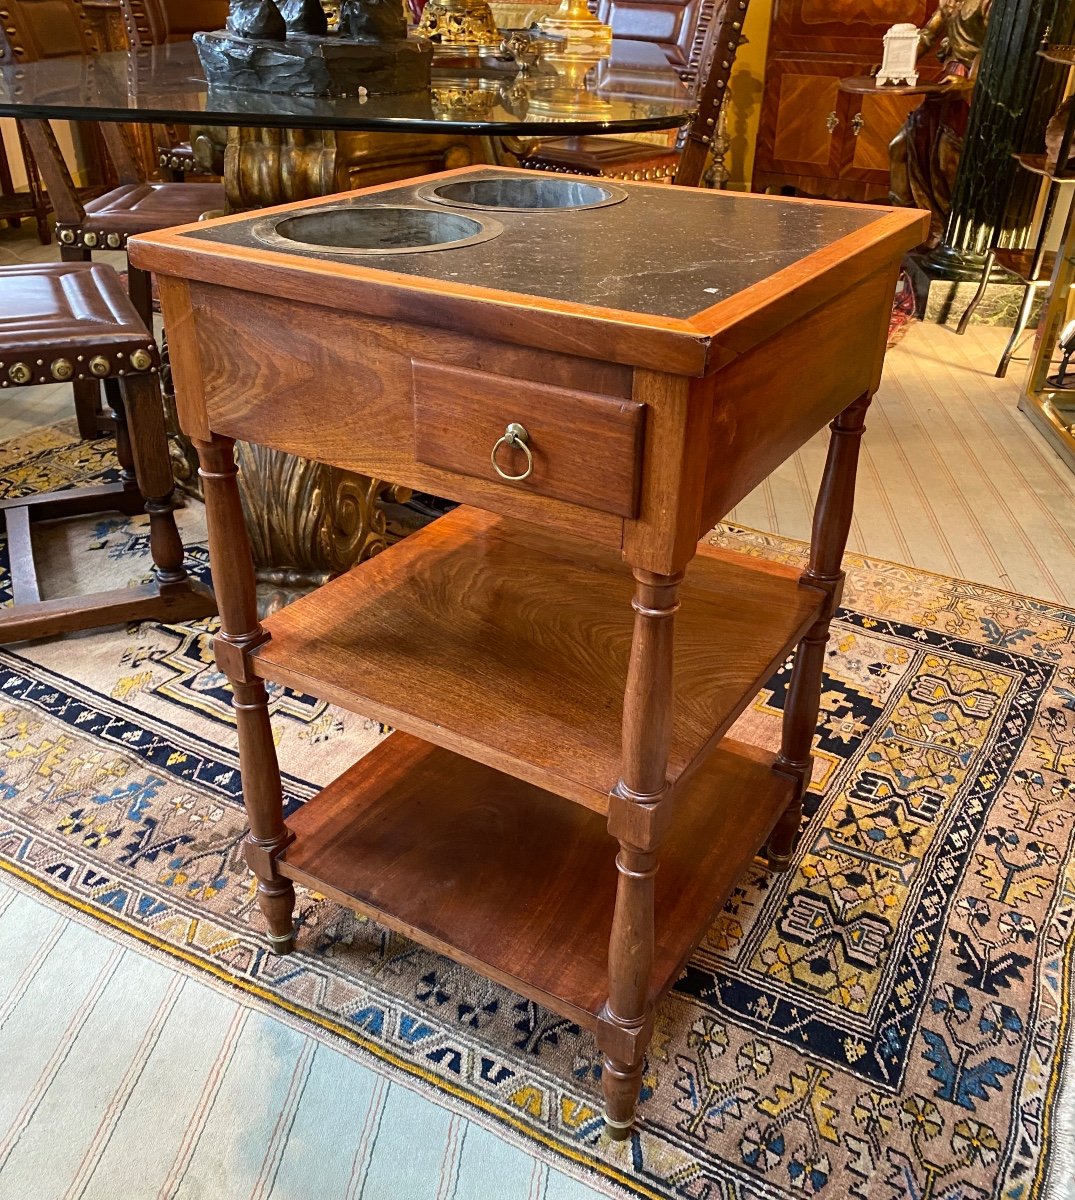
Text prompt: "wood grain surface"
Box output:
[[413, 360, 645, 519], [279, 731, 792, 1026], [250, 505, 826, 810]]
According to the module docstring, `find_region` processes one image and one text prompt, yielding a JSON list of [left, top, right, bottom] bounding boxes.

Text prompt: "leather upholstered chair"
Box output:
[[520, 0, 749, 185], [118, 0, 230, 180], [0, 262, 216, 641], [0, 0, 225, 436]]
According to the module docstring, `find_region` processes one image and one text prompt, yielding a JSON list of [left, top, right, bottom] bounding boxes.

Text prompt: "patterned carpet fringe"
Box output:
[[0, 423, 1073, 1200]]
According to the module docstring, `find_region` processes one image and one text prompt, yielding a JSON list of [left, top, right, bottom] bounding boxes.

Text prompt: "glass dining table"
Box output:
[[0, 38, 693, 205], [0, 38, 694, 592]]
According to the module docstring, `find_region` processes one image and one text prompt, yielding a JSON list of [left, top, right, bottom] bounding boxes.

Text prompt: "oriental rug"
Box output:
[[0, 424, 1073, 1200]]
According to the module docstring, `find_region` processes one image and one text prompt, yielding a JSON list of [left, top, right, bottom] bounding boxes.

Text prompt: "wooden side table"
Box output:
[[130, 169, 927, 1137]]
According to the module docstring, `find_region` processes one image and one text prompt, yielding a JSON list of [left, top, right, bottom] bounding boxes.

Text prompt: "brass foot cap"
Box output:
[[603, 1114, 633, 1141], [266, 929, 296, 955], [766, 850, 794, 872]]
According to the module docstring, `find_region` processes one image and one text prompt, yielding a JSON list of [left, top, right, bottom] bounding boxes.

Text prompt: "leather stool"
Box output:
[[0, 262, 216, 642]]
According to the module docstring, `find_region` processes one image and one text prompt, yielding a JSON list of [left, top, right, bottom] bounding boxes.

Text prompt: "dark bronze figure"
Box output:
[[205, 0, 432, 95], [341, 0, 407, 41], [227, 0, 286, 39], [279, 0, 330, 35]]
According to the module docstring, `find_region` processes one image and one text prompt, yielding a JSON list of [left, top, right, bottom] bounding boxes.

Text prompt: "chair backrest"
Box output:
[[0, 0, 143, 220], [119, 0, 231, 49], [594, 0, 715, 86], [673, 0, 748, 185], [0, 0, 99, 64]]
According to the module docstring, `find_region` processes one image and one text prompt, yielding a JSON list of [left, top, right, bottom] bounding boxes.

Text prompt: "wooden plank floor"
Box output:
[[0, 879, 602, 1200], [728, 320, 1075, 605]]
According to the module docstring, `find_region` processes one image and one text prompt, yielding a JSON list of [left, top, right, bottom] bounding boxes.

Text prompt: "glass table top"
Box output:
[[0, 39, 693, 136]]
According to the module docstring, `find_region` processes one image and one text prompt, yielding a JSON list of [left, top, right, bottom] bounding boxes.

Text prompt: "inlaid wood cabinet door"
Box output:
[[839, 89, 924, 183], [752, 0, 939, 200], [773, 0, 934, 54], [757, 59, 858, 181]]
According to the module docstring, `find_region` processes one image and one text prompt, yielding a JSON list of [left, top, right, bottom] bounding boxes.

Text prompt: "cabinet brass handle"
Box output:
[[491, 422, 534, 482], [851, 113, 865, 136], [825, 110, 839, 133]]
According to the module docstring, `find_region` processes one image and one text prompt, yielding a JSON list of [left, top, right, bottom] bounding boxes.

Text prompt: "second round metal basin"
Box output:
[[418, 176, 627, 212]]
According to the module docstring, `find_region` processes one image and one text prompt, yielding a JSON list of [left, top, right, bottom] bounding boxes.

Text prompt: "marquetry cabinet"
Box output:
[[752, 0, 940, 200], [131, 168, 927, 1137]]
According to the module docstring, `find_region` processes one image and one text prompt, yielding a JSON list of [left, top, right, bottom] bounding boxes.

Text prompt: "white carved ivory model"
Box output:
[[877, 23, 920, 87]]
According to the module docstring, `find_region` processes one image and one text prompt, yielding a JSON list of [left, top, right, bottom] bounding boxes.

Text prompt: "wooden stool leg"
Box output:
[[956, 249, 994, 335], [17, 123, 51, 246], [0, 130, 19, 231], [127, 265, 154, 331], [117, 374, 189, 588], [195, 434, 296, 953], [599, 568, 682, 1139], [768, 392, 870, 870], [996, 282, 1037, 379], [104, 378, 140, 500]]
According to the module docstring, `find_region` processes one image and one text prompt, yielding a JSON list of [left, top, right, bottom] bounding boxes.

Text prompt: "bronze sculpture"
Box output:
[[198, 0, 433, 94], [889, 0, 993, 245], [340, 0, 406, 41], [227, 0, 286, 38]]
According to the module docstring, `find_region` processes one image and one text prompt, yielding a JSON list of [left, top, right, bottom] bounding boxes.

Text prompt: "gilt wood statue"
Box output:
[[889, 0, 993, 245]]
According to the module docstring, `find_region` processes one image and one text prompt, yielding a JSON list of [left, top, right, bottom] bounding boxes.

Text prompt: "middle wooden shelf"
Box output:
[[251, 505, 827, 813]]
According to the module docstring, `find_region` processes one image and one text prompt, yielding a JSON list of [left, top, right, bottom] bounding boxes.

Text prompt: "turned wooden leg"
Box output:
[[119, 374, 190, 589], [196, 434, 296, 953], [600, 568, 682, 1139], [769, 392, 870, 871]]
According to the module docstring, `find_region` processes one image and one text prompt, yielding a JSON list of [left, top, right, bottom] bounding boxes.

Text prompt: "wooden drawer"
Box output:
[[412, 360, 646, 518]]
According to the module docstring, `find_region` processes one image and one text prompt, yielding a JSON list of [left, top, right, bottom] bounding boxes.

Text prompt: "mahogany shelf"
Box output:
[[279, 730, 792, 1028], [251, 506, 827, 814]]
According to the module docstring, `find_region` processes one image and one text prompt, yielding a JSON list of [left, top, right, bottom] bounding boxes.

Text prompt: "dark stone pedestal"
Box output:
[[904, 247, 1027, 326], [195, 29, 433, 96]]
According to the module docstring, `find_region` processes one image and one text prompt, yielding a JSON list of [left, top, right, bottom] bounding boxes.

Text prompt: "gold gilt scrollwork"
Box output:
[[225, 127, 338, 210], [235, 443, 410, 587]]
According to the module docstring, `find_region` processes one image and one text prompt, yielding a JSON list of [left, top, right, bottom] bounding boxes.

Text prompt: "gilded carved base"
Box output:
[[224, 125, 480, 209], [234, 442, 410, 587]]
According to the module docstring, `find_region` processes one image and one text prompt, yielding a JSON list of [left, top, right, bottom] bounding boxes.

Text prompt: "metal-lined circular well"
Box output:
[[252, 204, 503, 255], [417, 176, 628, 212]]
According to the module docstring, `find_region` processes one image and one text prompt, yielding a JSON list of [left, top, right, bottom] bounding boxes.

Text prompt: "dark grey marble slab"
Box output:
[[181, 169, 885, 320]]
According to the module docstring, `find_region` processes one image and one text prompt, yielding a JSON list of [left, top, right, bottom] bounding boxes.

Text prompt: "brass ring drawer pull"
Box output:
[[490, 422, 534, 482]]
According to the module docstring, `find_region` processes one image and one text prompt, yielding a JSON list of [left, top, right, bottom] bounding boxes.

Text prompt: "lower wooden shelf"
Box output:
[[280, 731, 793, 1027]]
